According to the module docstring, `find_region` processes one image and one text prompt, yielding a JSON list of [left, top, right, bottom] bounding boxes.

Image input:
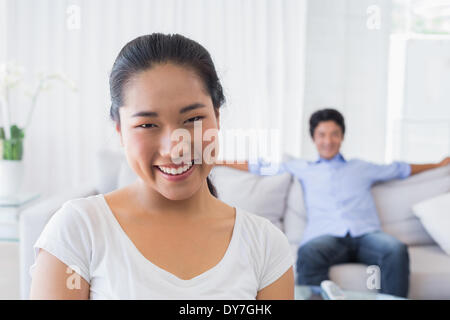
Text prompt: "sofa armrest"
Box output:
[[19, 183, 98, 299]]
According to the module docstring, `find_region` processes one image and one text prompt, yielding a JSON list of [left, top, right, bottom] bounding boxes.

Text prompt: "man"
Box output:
[[218, 108, 450, 298]]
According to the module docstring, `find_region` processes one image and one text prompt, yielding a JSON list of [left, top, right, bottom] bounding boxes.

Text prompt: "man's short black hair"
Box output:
[[309, 108, 345, 138]]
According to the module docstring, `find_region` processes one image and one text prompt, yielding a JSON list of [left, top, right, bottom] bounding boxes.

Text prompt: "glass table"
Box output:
[[0, 191, 41, 242], [295, 285, 406, 300]]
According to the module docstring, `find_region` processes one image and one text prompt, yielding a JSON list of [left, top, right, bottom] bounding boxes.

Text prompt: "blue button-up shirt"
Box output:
[[248, 153, 411, 246]]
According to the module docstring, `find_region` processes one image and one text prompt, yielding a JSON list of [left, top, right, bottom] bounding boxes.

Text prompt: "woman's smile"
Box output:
[[154, 159, 196, 181]]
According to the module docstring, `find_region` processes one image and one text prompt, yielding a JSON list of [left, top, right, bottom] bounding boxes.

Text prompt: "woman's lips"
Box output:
[[154, 160, 196, 182], [154, 159, 194, 168]]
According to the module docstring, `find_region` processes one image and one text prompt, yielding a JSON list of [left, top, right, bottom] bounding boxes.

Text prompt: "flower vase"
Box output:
[[0, 159, 24, 198]]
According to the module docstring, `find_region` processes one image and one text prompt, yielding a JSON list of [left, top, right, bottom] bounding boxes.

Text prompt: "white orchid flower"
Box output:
[[0, 62, 78, 137], [0, 61, 25, 90], [23, 71, 77, 130]]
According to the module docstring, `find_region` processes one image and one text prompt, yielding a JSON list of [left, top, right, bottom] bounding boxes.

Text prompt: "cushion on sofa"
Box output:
[[408, 245, 450, 299], [371, 166, 450, 246], [117, 160, 138, 189], [283, 178, 307, 246], [326, 245, 450, 299], [95, 148, 127, 194], [412, 192, 450, 255], [329, 264, 375, 293], [210, 166, 291, 230]]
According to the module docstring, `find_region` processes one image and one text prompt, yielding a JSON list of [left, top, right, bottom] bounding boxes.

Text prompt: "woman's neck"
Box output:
[[130, 179, 217, 221]]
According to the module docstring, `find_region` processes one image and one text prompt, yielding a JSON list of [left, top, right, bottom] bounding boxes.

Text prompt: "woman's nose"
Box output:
[[158, 130, 175, 157], [158, 128, 191, 159]]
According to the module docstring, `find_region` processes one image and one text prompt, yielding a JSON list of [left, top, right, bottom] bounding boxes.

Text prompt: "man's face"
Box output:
[[312, 120, 344, 160]]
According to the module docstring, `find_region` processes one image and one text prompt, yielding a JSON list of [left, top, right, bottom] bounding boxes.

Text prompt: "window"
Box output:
[[386, 0, 450, 163]]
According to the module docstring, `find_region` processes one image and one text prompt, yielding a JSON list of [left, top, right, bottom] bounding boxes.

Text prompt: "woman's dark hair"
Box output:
[[109, 33, 223, 197], [309, 108, 346, 138]]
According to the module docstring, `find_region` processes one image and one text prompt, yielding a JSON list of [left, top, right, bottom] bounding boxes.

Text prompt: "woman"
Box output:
[[29, 33, 294, 299]]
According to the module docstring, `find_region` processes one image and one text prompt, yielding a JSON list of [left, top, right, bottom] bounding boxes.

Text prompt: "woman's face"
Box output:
[[117, 63, 220, 200]]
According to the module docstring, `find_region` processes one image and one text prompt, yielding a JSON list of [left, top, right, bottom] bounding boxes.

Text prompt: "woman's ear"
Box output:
[[214, 108, 220, 131]]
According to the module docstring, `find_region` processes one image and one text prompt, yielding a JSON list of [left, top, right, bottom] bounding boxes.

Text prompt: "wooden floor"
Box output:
[[0, 242, 20, 300]]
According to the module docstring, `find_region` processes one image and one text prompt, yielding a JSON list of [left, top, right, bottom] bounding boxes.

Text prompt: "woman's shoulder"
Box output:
[[236, 207, 287, 243], [236, 207, 271, 227], [36, 194, 111, 255], [49, 193, 108, 228], [235, 207, 294, 289]]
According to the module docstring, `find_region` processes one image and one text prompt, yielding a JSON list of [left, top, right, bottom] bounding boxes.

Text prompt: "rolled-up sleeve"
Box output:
[[248, 158, 264, 175], [369, 161, 411, 183], [248, 158, 287, 176]]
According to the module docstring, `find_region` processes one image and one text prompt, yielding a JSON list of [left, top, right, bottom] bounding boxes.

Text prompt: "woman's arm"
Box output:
[[29, 249, 90, 300], [255, 266, 295, 300]]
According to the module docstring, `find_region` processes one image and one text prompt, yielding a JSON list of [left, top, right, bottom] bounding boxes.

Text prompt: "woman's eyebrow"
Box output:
[[131, 103, 205, 118], [132, 111, 158, 118], [179, 103, 206, 114], [131, 103, 206, 118]]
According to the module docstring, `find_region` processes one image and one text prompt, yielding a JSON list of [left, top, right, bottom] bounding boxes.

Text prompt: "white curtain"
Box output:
[[3, 0, 307, 197], [301, 0, 392, 163], [0, 0, 6, 62]]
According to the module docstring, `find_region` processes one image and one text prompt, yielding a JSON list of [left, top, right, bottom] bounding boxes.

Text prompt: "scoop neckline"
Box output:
[[97, 194, 240, 287]]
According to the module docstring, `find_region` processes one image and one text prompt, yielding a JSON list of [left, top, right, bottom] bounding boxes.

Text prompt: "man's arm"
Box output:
[[410, 156, 450, 175], [215, 160, 249, 172]]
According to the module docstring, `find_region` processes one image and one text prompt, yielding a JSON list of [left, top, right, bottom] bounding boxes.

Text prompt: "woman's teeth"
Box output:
[[157, 162, 193, 175]]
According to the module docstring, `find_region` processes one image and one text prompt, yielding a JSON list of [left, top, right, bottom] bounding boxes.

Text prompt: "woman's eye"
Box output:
[[138, 124, 157, 129], [185, 116, 204, 123]]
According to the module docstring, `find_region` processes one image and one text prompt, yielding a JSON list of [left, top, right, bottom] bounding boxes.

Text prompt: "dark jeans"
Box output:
[[296, 231, 410, 298]]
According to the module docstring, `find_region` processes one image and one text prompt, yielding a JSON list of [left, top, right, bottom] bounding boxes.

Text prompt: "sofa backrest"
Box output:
[[95, 148, 450, 247], [281, 164, 450, 247], [213, 164, 450, 247], [210, 166, 292, 230], [94, 148, 128, 194]]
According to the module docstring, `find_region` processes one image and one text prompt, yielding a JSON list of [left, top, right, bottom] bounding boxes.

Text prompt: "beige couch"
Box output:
[[210, 163, 450, 300], [20, 148, 450, 299]]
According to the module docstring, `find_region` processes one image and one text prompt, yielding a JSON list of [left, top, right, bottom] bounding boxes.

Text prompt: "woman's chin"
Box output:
[[156, 180, 202, 200]]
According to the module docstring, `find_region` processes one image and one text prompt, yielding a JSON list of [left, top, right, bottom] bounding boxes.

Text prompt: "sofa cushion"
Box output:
[[329, 263, 375, 293], [117, 160, 138, 189], [210, 166, 291, 230], [408, 245, 450, 299], [412, 192, 450, 255], [326, 245, 450, 299], [371, 166, 450, 246], [283, 178, 307, 246], [381, 218, 435, 248], [94, 148, 127, 194]]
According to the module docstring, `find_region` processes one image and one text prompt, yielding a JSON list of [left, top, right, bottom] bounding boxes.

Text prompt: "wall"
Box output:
[[301, 0, 392, 163]]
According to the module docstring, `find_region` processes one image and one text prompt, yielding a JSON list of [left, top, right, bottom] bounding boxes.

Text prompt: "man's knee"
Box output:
[[388, 241, 409, 263], [297, 235, 343, 268], [379, 235, 408, 255]]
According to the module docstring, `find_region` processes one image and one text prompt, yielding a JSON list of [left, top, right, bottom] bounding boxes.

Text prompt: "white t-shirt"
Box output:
[[30, 194, 294, 299]]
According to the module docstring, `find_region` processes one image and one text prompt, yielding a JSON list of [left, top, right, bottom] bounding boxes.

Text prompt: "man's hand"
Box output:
[[438, 156, 450, 167]]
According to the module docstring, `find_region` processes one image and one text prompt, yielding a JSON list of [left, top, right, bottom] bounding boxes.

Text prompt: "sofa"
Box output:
[[19, 148, 450, 299]]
